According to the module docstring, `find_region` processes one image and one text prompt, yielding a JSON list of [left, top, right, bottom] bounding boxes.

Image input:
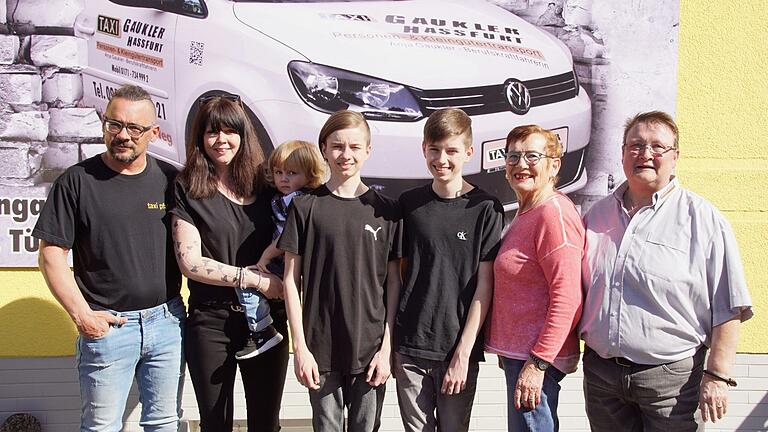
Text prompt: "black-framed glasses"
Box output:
[[624, 143, 675, 157], [198, 94, 242, 107], [505, 150, 558, 166], [103, 117, 154, 138]]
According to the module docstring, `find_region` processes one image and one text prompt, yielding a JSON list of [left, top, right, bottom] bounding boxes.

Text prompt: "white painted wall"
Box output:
[[2, 354, 767, 431]]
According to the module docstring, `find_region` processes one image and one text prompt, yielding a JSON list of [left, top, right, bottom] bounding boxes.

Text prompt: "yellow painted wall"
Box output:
[[676, 0, 768, 352], [0, 269, 77, 356], [0, 0, 766, 357]]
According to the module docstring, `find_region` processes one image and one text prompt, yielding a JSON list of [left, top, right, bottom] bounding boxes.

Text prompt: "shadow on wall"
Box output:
[[739, 392, 768, 431], [0, 296, 77, 356], [0, 297, 142, 430]]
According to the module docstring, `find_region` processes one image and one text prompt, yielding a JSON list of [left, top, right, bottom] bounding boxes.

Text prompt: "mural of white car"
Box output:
[[76, 0, 591, 209]]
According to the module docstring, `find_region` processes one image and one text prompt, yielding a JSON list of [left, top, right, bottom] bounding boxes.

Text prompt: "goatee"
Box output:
[[109, 143, 138, 163]]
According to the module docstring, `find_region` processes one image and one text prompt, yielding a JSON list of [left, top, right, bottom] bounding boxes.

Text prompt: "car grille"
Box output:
[[411, 71, 578, 116]]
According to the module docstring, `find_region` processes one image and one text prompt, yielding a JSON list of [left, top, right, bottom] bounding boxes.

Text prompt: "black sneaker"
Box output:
[[235, 325, 283, 360]]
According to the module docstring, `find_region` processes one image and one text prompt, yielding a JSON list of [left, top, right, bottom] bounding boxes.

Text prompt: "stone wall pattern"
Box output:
[[1, 0, 98, 191]]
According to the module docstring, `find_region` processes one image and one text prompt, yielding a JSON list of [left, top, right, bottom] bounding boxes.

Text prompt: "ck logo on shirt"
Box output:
[[457, 231, 467, 241], [365, 224, 382, 240]]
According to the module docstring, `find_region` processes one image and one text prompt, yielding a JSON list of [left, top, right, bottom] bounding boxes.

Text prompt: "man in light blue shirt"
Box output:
[[580, 111, 752, 431]]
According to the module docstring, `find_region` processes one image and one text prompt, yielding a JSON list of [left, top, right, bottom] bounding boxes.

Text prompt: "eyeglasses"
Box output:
[[624, 143, 675, 157], [505, 150, 558, 166], [198, 94, 242, 107], [103, 117, 154, 138]]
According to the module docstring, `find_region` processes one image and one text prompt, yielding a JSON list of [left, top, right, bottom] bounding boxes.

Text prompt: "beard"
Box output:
[[108, 140, 139, 163]]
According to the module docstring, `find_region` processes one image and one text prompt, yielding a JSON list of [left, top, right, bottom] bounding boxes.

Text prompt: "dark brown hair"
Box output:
[[178, 96, 265, 199]]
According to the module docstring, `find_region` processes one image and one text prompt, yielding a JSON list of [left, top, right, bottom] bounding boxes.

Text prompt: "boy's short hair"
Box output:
[[318, 110, 371, 150], [267, 140, 327, 189], [423, 108, 472, 148], [623, 110, 679, 149]]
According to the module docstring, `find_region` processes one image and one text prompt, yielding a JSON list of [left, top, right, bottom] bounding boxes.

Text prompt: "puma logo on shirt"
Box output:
[[365, 224, 382, 240]]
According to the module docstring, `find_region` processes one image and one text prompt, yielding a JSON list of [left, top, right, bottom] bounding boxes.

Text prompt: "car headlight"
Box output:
[[288, 61, 423, 121]]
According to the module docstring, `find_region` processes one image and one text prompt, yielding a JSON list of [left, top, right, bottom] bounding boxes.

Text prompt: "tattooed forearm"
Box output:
[[172, 218, 247, 288]]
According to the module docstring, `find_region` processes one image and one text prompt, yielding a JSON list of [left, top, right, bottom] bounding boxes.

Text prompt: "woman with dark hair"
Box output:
[[170, 95, 288, 431]]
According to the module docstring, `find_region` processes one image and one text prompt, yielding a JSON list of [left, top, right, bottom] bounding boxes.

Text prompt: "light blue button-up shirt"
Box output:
[[579, 178, 753, 365]]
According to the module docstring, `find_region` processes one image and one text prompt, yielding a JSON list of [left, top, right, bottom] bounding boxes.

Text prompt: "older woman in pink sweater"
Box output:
[[486, 125, 584, 431]]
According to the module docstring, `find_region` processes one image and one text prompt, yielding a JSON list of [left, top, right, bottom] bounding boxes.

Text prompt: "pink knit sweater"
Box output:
[[485, 193, 584, 373]]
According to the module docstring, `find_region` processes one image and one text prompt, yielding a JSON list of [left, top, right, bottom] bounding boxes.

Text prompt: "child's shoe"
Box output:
[[235, 325, 283, 360]]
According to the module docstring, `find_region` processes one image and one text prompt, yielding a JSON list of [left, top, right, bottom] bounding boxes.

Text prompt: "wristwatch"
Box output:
[[529, 354, 550, 371]]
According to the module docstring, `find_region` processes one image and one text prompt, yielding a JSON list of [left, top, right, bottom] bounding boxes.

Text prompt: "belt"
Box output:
[[587, 345, 706, 369], [610, 356, 644, 368], [193, 301, 243, 313], [585, 345, 647, 368]]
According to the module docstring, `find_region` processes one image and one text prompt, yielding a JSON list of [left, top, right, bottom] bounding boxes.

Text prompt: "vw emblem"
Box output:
[[504, 79, 531, 115]]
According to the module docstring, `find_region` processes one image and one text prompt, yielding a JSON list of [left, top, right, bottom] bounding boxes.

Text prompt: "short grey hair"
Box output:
[[106, 84, 155, 116]]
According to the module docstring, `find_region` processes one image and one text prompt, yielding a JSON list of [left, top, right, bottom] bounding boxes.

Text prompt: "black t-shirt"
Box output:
[[278, 185, 402, 374], [170, 181, 281, 313], [396, 184, 503, 362], [33, 155, 181, 311]]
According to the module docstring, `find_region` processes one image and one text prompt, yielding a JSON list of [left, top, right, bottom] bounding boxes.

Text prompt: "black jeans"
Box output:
[[185, 301, 289, 431]]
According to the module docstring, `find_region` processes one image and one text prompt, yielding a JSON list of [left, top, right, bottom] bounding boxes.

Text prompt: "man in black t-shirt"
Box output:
[[33, 85, 183, 432], [393, 109, 503, 432]]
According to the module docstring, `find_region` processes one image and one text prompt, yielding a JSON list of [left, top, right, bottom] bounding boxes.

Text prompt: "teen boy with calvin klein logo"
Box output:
[[393, 108, 504, 432]]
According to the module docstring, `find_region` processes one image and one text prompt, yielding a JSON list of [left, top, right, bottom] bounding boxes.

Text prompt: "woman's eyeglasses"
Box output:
[[505, 150, 558, 166]]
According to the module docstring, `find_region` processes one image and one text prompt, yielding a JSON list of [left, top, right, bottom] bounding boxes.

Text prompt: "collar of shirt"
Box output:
[[579, 176, 741, 364], [611, 176, 679, 215], [281, 190, 303, 207]]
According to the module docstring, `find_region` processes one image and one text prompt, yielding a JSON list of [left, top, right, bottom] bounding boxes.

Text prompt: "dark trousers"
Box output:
[[185, 302, 289, 432], [393, 353, 479, 432], [308, 371, 386, 432], [582, 346, 705, 432]]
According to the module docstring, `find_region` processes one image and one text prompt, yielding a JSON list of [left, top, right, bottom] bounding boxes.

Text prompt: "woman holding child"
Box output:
[[170, 95, 326, 431], [485, 125, 584, 432]]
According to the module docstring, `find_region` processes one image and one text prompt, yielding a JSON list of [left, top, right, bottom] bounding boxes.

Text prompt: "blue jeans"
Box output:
[[76, 297, 185, 432], [501, 357, 566, 432], [235, 288, 272, 332]]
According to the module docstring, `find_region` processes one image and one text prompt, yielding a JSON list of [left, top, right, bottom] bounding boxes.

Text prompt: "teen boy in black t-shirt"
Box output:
[[279, 110, 402, 432], [394, 109, 503, 432]]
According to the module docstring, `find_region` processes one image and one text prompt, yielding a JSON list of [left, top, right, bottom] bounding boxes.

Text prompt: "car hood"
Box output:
[[233, 0, 572, 88]]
